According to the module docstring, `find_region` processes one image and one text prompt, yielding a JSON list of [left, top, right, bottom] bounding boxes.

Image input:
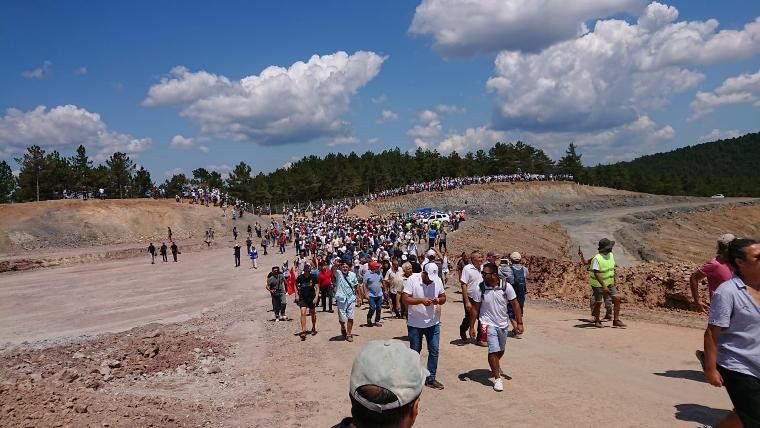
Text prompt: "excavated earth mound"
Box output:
[[364, 181, 698, 217]]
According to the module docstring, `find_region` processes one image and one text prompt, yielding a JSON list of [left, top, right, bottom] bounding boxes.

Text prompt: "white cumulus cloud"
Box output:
[[170, 134, 196, 149], [436, 104, 465, 114], [697, 129, 743, 143], [328, 136, 359, 147], [690, 69, 760, 120], [407, 110, 442, 149], [144, 51, 387, 146], [0, 105, 151, 161], [486, 3, 760, 134], [164, 167, 184, 178], [376, 109, 399, 124], [21, 60, 52, 79], [409, 0, 645, 57]]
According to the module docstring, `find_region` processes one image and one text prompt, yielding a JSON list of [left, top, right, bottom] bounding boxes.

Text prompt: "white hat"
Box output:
[[423, 262, 439, 278], [509, 252, 521, 262], [350, 340, 428, 413], [426, 249, 436, 258]]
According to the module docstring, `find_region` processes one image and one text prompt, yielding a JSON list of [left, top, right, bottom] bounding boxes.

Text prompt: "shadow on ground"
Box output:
[[674, 403, 730, 426], [654, 370, 707, 383]]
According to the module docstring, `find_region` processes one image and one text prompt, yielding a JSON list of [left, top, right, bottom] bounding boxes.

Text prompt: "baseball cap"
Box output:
[[509, 252, 521, 262], [423, 262, 439, 278], [486, 250, 500, 257], [369, 261, 381, 269], [350, 340, 428, 412], [718, 233, 735, 246], [426, 249, 436, 257], [598, 238, 615, 251]]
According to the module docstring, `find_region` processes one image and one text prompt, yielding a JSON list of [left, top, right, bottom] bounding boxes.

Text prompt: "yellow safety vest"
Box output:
[[589, 253, 615, 287]]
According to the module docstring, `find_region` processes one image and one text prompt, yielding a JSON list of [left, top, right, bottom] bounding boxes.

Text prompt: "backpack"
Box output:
[[510, 266, 526, 291], [479, 280, 510, 302]]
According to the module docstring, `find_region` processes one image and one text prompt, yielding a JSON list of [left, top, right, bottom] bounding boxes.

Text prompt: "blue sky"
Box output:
[[1, 0, 758, 181]]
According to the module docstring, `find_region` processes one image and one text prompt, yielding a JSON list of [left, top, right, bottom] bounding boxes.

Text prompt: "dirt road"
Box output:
[[544, 198, 756, 266], [0, 246, 733, 427]]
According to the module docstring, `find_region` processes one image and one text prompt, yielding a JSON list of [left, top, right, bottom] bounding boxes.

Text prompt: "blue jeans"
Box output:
[[367, 296, 382, 323], [408, 323, 440, 381]]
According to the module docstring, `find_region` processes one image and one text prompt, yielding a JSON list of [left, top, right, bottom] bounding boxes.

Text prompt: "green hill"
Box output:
[[579, 132, 760, 197]]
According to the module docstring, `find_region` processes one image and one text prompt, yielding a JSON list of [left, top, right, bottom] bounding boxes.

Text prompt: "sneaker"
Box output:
[[613, 319, 627, 328], [695, 350, 706, 371], [374, 322, 382, 327], [493, 377, 504, 392], [593, 320, 604, 328], [425, 379, 444, 390], [274, 318, 279, 322]]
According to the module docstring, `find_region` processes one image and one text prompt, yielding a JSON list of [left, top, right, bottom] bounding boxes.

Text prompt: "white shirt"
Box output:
[[404, 273, 444, 328], [461, 263, 483, 303], [479, 281, 517, 329]]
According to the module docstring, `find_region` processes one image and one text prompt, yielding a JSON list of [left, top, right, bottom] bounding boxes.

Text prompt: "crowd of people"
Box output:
[[150, 186, 757, 427]]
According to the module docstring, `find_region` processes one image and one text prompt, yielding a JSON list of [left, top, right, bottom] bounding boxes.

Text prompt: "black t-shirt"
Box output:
[[411, 261, 422, 273]]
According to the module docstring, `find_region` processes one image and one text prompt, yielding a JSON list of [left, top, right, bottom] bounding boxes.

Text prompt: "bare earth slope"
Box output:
[[0, 199, 241, 254], [0, 249, 733, 427]]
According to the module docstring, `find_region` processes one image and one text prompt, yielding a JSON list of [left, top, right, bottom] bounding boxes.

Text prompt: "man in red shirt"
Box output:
[[318, 262, 334, 312], [690, 233, 735, 368]]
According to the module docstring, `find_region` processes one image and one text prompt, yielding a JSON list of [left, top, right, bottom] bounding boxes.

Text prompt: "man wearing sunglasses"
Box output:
[[479, 262, 524, 392]]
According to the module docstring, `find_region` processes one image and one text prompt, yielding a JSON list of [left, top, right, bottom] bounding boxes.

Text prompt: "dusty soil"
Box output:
[[0, 199, 281, 272], [0, 247, 733, 427], [1, 182, 757, 426], [638, 202, 760, 264], [364, 181, 698, 217]]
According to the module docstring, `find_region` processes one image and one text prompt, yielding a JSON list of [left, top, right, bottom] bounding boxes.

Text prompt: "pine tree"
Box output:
[[0, 160, 16, 203]]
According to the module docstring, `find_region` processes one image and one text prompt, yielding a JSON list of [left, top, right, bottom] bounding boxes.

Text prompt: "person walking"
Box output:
[[589, 238, 626, 328], [170, 241, 179, 262], [334, 262, 359, 341], [160, 242, 168, 262], [261, 235, 269, 255], [245, 236, 253, 254], [334, 339, 426, 428], [167, 226, 172, 241], [318, 262, 334, 312], [364, 261, 385, 327], [233, 226, 238, 241], [460, 250, 485, 345], [703, 238, 760, 428], [296, 262, 319, 341], [384, 258, 405, 319], [249, 246, 258, 269], [234, 242, 241, 267], [478, 262, 524, 391], [403, 263, 446, 390], [147, 242, 156, 264], [266, 266, 288, 321], [691, 234, 735, 367], [278, 232, 287, 254], [438, 227, 447, 252], [503, 252, 529, 338]]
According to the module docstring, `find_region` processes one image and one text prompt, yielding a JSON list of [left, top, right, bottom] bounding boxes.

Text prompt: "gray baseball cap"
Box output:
[[350, 340, 428, 412]]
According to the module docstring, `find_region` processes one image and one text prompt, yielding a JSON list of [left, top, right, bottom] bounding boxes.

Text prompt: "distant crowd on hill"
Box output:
[[176, 172, 574, 217]]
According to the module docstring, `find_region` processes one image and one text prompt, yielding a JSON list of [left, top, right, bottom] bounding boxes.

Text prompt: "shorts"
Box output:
[[479, 323, 507, 353], [336, 295, 356, 322], [298, 288, 316, 309], [718, 366, 760, 426], [591, 285, 618, 302]]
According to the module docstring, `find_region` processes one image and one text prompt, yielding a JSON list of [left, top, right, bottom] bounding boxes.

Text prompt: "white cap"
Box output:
[[350, 340, 428, 413], [509, 252, 521, 262], [426, 249, 436, 258], [423, 262, 439, 278]]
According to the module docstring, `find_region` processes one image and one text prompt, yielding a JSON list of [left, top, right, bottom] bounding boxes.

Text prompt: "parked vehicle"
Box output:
[[710, 194, 725, 199]]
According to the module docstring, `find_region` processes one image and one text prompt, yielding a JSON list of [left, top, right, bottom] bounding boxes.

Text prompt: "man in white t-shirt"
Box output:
[[478, 262, 524, 392], [460, 250, 484, 345], [403, 263, 447, 390]]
